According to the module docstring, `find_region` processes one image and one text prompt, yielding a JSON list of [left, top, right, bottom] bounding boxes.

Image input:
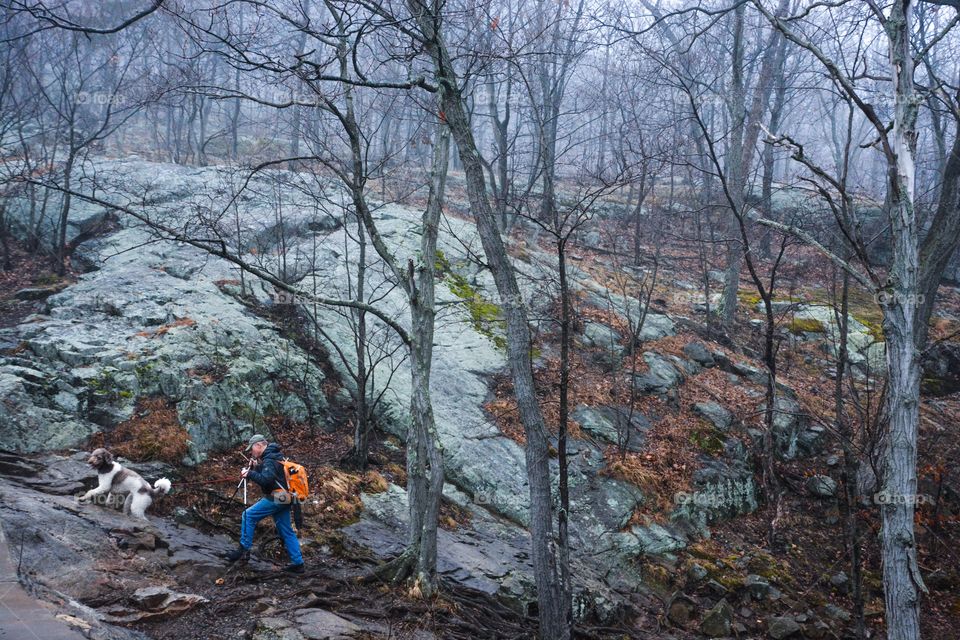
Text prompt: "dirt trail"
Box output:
[[0, 450, 556, 639]]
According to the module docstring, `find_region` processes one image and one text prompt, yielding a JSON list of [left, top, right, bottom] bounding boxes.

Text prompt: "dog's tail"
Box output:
[[151, 478, 172, 496]]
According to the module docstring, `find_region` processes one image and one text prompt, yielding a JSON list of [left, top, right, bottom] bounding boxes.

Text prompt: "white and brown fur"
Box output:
[[81, 448, 172, 520]]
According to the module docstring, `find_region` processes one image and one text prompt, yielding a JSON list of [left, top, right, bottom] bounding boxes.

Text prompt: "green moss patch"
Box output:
[[690, 428, 725, 456], [437, 250, 507, 350], [789, 318, 826, 334]]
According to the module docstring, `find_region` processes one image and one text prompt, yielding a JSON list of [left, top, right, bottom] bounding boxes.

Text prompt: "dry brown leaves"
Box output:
[[96, 396, 190, 463]]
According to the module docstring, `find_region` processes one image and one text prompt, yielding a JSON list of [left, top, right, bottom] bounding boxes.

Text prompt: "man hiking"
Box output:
[[224, 435, 305, 573]]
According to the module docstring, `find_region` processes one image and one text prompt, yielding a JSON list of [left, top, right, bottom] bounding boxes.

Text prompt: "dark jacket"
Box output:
[[246, 443, 288, 497]]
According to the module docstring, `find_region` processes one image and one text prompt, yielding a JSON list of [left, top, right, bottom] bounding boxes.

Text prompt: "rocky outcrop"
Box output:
[[0, 451, 266, 638], [2, 163, 333, 462], [1, 159, 777, 623], [253, 611, 360, 640], [632, 351, 685, 394], [343, 482, 624, 622], [571, 405, 651, 451], [693, 401, 733, 431], [756, 302, 885, 373]]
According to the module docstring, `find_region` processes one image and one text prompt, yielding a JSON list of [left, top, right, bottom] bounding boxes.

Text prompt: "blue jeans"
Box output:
[[239, 497, 303, 565]]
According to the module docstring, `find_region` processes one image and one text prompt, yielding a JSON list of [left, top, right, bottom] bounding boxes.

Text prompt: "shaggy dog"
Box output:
[[81, 448, 172, 520]]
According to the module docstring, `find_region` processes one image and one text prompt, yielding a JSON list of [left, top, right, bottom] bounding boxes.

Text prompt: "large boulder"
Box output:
[[571, 405, 651, 451], [635, 313, 676, 342], [693, 401, 733, 431], [633, 351, 684, 394], [343, 483, 624, 623], [761, 391, 824, 460], [700, 599, 734, 637], [581, 321, 622, 350]]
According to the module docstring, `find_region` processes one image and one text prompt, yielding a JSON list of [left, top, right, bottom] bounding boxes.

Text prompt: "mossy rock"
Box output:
[[789, 318, 826, 334], [746, 553, 795, 586], [738, 290, 762, 307], [690, 428, 724, 456], [440, 260, 507, 350], [642, 562, 675, 595]]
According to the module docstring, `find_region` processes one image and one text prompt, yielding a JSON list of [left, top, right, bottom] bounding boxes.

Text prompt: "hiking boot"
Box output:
[[283, 562, 305, 574], [224, 546, 249, 563]]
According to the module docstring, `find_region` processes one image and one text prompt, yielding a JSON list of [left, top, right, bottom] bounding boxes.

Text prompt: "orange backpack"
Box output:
[[279, 459, 309, 501]]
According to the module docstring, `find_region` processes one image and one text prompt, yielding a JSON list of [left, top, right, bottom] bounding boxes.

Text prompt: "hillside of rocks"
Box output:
[[1, 159, 958, 639]]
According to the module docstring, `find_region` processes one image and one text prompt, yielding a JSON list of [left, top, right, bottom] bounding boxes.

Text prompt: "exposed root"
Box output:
[[362, 545, 417, 584]]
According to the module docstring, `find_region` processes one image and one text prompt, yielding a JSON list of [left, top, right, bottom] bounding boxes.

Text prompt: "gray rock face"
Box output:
[[762, 392, 824, 460], [633, 351, 684, 393], [0, 451, 274, 637], [700, 598, 733, 637], [571, 405, 651, 451], [682, 341, 715, 367], [678, 454, 758, 530], [768, 615, 802, 639], [636, 313, 676, 342], [745, 574, 771, 600], [103, 586, 208, 623], [1, 159, 751, 620], [581, 321, 621, 350], [343, 483, 624, 623], [806, 475, 838, 498], [254, 611, 362, 640], [295, 609, 361, 639], [667, 592, 696, 626], [823, 603, 851, 622], [1, 223, 328, 462], [618, 522, 687, 558], [830, 572, 850, 590], [15, 284, 69, 300], [0, 366, 99, 452], [693, 401, 733, 431]]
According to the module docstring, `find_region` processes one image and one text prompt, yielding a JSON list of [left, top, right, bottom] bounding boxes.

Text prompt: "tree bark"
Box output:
[[880, 3, 927, 638], [409, 4, 566, 635], [915, 124, 960, 344]]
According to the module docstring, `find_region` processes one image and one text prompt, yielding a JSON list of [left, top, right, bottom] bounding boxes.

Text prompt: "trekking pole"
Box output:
[[213, 477, 245, 529], [239, 453, 252, 506]]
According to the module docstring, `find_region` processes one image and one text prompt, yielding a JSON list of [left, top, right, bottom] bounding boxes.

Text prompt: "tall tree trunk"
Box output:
[[632, 169, 648, 266], [349, 211, 371, 469], [719, 3, 747, 328], [55, 151, 76, 275], [915, 123, 960, 344], [835, 269, 867, 639], [720, 0, 789, 326], [411, 8, 566, 636], [881, 3, 926, 639], [557, 237, 573, 634], [408, 124, 450, 594]]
